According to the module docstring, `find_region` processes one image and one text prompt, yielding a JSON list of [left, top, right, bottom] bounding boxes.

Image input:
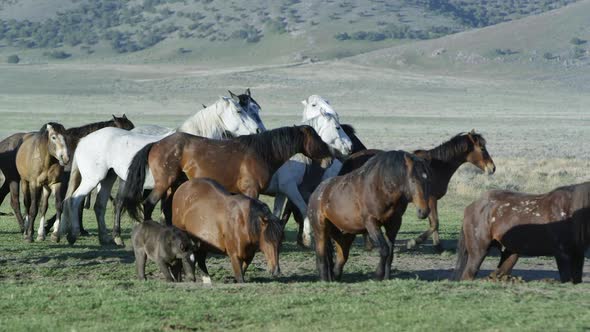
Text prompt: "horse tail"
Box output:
[[452, 226, 468, 281], [65, 158, 81, 199], [122, 143, 155, 221]]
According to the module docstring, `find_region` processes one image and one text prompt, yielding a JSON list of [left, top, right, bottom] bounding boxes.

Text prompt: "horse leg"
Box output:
[[407, 198, 440, 251], [460, 241, 489, 281], [490, 250, 519, 278], [134, 249, 147, 281], [84, 192, 92, 210], [20, 180, 30, 236], [229, 255, 245, 283], [143, 188, 167, 222], [25, 184, 41, 243], [35, 186, 51, 241], [282, 184, 313, 248], [312, 215, 332, 282], [8, 180, 24, 233], [362, 234, 374, 251], [383, 214, 403, 279], [242, 255, 254, 275], [50, 182, 64, 239], [331, 231, 355, 281], [94, 173, 117, 245], [195, 249, 212, 284], [272, 193, 287, 217], [571, 251, 584, 284], [554, 252, 573, 283], [158, 261, 175, 282], [112, 178, 126, 246], [59, 179, 98, 245], [365, 218, 390, 281]]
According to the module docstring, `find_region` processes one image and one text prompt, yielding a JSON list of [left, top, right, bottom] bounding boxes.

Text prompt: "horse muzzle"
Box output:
[[485, 163, 496, 175]]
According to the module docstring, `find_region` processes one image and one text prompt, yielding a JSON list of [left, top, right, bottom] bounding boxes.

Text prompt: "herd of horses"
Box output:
[[0, 91, 588, 284]]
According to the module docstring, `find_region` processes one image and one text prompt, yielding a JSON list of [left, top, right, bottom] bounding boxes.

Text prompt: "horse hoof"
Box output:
[[99, 237, 116, 246], [79, 229, 90, 237], [51, 233, 60, 243], [301, 235, 313, 249], [406, 239, 417, 250], [114, 236, 125, 247], [66, 234, 77, 245], [433, 243, 444, 254], [36, 235, 45, 242], [24, 235, 33, 243]]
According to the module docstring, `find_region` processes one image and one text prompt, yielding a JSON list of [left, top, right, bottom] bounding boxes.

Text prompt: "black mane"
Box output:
[[39, 122, 67, 135], [415, 132, 486, 162], [341, 124, 367, 152], [360, 150, 430, 193], [247, 200, 283, 244]]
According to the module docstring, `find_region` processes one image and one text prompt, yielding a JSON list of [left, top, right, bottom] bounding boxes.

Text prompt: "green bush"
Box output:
[[6, 54, 19, 64]]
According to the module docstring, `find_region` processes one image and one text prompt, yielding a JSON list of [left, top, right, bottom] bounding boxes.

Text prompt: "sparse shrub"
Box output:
[[334, 32, 350, 41], [45, 50, 71, 59], [570, 37, 586, 45], [543, 52, 555, 60], [573, 47, 586, 59], [6, 54, 19, 64]]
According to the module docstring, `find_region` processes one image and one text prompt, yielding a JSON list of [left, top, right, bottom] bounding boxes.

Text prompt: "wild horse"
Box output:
[[453, 182, 590, 284], [308, 150, 432, 281]]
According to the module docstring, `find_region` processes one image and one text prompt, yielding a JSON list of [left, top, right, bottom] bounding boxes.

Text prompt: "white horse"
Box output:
[[265, 98, 352, 247], [58, 96, 264, 245]]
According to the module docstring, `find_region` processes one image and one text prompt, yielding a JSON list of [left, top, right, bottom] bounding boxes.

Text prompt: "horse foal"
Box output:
[[131, 219, 196, 282]]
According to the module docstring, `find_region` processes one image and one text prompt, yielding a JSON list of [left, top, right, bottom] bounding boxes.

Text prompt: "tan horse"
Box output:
[[16, 123, 69, 242], [172, 178, 285, 283]]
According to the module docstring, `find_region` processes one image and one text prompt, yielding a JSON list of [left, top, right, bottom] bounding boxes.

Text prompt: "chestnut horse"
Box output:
[[16, 123, 70, 242], [172, 178, 285, 283], [339, 131, 495, 252], [308, 150, 432, 281], [122, 125, 332, 223], [453, 182, 590, 284]]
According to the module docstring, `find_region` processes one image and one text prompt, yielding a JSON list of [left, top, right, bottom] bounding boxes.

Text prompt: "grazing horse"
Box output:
[[337, 131, 496, 252], [59, 96, 263, 245], [308, 150, 432, 281], [453, 182, 590, 284], [16, 123, 70, 242], [122, 125, 333, 224], [172, 178, 285, 283]]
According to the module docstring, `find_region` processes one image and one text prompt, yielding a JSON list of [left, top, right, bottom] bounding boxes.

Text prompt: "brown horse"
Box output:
[[0, 115, 134, 234], [16, 123, 70, 242], [308, 150, 432, 281], [453, 182, 590, 284], [172, 178, 285, 283], [340, 131, 495, 252], [122, 125, 332, 223]]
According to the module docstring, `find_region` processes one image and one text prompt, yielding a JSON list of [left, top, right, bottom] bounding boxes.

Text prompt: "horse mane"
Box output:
[[66, 120, 115, 140], [341, 124, 367, 151], [246, 200, 283, 244], [415, 132, 486, 162], [235, 126, 308, 169], [176, 97, 240, 139], [39, 122, 67, 135]]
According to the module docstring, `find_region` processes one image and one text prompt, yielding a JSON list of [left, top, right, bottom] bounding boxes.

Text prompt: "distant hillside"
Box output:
[[348, 0, 590, 85], [0, 0, 579, 64]]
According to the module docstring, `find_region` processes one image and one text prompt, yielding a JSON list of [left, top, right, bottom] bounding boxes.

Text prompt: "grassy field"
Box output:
[[1, 52, 590, 330]]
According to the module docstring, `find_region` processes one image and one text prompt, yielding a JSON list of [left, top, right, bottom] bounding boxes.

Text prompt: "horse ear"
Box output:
[[301, 99, 307, 106], [228, 90, 239, 102], [245, 88, 251, 96], [470, 128, 476, 134], [112, 114, 117, 120], [123, 114, 128, 119], [46, 124, 54, 133], [202, 104, 207, 109]]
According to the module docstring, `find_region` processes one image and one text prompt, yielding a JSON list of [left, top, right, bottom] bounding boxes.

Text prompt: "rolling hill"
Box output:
[[0, 0, 579, 65]]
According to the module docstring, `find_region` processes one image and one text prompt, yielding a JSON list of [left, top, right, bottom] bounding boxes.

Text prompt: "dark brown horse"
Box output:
[[308, 150, 432, 281], [339, 131, 495, 252], [16, 123, 70, 242], [172, 178, 285, 283], [453, 182, 590, 284], [122, 125, 332, 223], [0, 115, 134, 234]]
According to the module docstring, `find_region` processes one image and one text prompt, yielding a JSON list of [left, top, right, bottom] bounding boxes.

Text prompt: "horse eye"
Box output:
[[336, 126, 341, 130], [51, 136, 56, 140], [311, 104, 317, 107]]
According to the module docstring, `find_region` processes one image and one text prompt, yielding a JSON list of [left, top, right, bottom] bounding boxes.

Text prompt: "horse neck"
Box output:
[[423, 141, 471, 183], [35, 133, 55, 167], [177, 103, 226, 139], [67, 120, 115, 149]]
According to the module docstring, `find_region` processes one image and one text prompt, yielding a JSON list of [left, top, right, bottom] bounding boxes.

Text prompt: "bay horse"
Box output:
[[122, 125, 333, 224], [308, 150, 432, 281], [337, 131, 495, 252], [453, 182, 590, 284], [59, 96, 263, 245], [172, 178, 285, 283], [16, 123, 70, 242]]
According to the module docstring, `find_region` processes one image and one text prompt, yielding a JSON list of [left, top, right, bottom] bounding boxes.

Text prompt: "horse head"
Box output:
[[298, 125, 333, 163], [404, 153, 431, 219], [112, 114, 135, 130], [43, 123, 70, 166], [251, 200, 283, 277], [465, 130, 496, 175], [217, 96, 265, 136], [229, 89, 266, 132], [301, 95, 339, 122]]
